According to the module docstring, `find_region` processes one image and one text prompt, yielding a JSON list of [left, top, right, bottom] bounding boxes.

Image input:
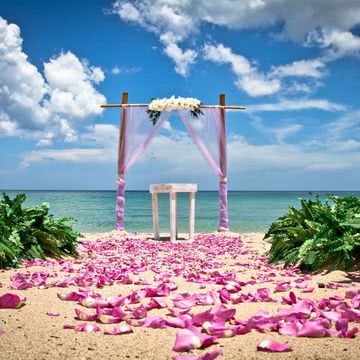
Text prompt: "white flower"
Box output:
[[149, 96, 201, 112]]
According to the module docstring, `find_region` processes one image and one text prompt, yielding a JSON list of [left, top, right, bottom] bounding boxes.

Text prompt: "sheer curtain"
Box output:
[[116, 106, 170, 230], [178, 109, 229, 231], [116, 106, 229, 232]]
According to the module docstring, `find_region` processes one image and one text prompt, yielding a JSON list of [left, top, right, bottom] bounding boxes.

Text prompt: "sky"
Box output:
[[0, 0, 360, 191]]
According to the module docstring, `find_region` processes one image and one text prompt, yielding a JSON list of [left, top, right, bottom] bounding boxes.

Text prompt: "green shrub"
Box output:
[[0, 193, 80, 268], [264, 194, 360, 271]]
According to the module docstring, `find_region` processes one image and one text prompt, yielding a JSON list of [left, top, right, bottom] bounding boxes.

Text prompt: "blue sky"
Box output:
[[0, 0, 360, 190]]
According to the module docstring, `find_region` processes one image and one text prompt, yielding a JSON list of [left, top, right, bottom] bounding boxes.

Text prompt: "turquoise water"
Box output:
[[2, 191, 360, 233]]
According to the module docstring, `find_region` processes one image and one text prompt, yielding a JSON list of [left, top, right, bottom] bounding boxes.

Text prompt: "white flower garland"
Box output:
[[147, 96, 202, 125], [149, 96, 201, 112]]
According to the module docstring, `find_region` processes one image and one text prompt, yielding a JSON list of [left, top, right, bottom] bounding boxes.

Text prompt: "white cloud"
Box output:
[[0, 16, 106, 143], [307, 28, 360, 60], [304, 110, 360, 156], [0, 116, 17, 136], [271, 59, 326, 78], [251, 116, 303, 143], [111, 66, 121, 75], [112, 0, 199, 76], [237, 73, 281, 97], [305, 163, 351, 171], [273, 124, 303, 143], [325, 110, 360, 141], [0, 17, 49, 130], [203, 43, 252, 74], [112, 0, 360, 43], [204, 43, 330, 97], [284, 81, 319, 95], [335, 140, 360, 152], [114, 1, 142, 23], [85, 124, 118, 148], [163, 43, 197, 76], [36, 132, 54, 147], [112, 0, 360, 77], [58, 118, 78, 143], [21, 121, 360, 180], [111, 65, 142, 75], [204, 43, 280, 96], [226, 135, 357, 174], [20, 148, 111, 169], [44, 52, 105, 119], [20, 123, 119, 168], [248, 99, 346, 112]]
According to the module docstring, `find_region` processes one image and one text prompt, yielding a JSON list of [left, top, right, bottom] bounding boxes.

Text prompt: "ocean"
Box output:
[[2, 191, 359, 234]]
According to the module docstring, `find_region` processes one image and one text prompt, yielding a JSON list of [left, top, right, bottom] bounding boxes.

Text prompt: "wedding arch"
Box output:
[[101, 92, 245, 232]]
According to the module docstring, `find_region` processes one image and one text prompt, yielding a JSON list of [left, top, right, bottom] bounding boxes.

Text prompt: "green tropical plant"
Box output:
[[264, 194, 360, 271], [0, 193, 80, 268]]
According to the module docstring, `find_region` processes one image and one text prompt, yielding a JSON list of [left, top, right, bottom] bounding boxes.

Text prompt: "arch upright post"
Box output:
[[116, 92, 128, 230], [218, 93, 229, 231]]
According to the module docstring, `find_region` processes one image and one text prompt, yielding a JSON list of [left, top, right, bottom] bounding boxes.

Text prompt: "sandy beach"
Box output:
[[1, 232, 360, 360]]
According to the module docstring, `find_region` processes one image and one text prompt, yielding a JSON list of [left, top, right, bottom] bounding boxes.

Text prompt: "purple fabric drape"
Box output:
[[122, 107, 171, 173], [116, 107, 171, 230], [178, 110, 223, 177], [219, 182, 229, 231], [116, 178, 125, 230], [177, 109, 229, 232], [116, 106, 229, 232]]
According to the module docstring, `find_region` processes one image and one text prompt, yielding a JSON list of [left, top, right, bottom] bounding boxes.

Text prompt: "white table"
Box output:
[[150, 183, 197, 241]]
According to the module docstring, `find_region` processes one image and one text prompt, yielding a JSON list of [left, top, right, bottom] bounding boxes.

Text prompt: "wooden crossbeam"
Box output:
[[101, 103, 246, 110]]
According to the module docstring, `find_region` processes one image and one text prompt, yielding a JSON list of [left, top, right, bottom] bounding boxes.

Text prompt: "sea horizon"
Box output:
[[2, 189, 359, 192], [3, 190, 359, 234]]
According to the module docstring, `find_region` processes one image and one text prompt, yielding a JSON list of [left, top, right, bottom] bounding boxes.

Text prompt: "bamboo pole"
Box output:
[[101, 104, 246, 110], [118, 92, 128, 178], [219, 94, 227, 181]]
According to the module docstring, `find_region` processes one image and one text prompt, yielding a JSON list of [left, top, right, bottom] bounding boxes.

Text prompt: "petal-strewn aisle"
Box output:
[[1, 232, 360, 360]]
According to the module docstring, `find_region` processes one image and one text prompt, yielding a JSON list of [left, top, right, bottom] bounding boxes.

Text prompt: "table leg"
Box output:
[[170, 192, 177, 241], [189, 192, 195, 240], [152, 192, 159, 240]]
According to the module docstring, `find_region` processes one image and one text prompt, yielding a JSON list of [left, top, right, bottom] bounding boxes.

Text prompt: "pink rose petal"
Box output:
[[211, 304, 236, 321], [143, 316, 167, 329], [166, 317, 188, 329], [47, 312, 60, 317], [112, 307, 127, 320], [191, 309, 214, 326], [202, 322, 237, 338], [108, 296, 125, 307], [57, 291, 86, 302], [74, 323, 101, 332], [297, 321, 326, 338], [63, 324, 75, 329], [173, 349, 223, 360], [131, 305, 147, 319], [173, 298, 196, 309], [97, 315, 123, 324], [126, 318, 145, 327], [274, 281, 291, 293], [0, 293, 25, 309], [104, 324, 133, 335], [257, 340, 292, 352], [351, 294, 360, 308], [80, 297, 109, 308], [302, 287, 315, 293], [75, 308, 97, 321], [173, 328, 203, 352], [336, 318, 359, 338], [278, 321, 300, 336], [173, 326, 218, 352]]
